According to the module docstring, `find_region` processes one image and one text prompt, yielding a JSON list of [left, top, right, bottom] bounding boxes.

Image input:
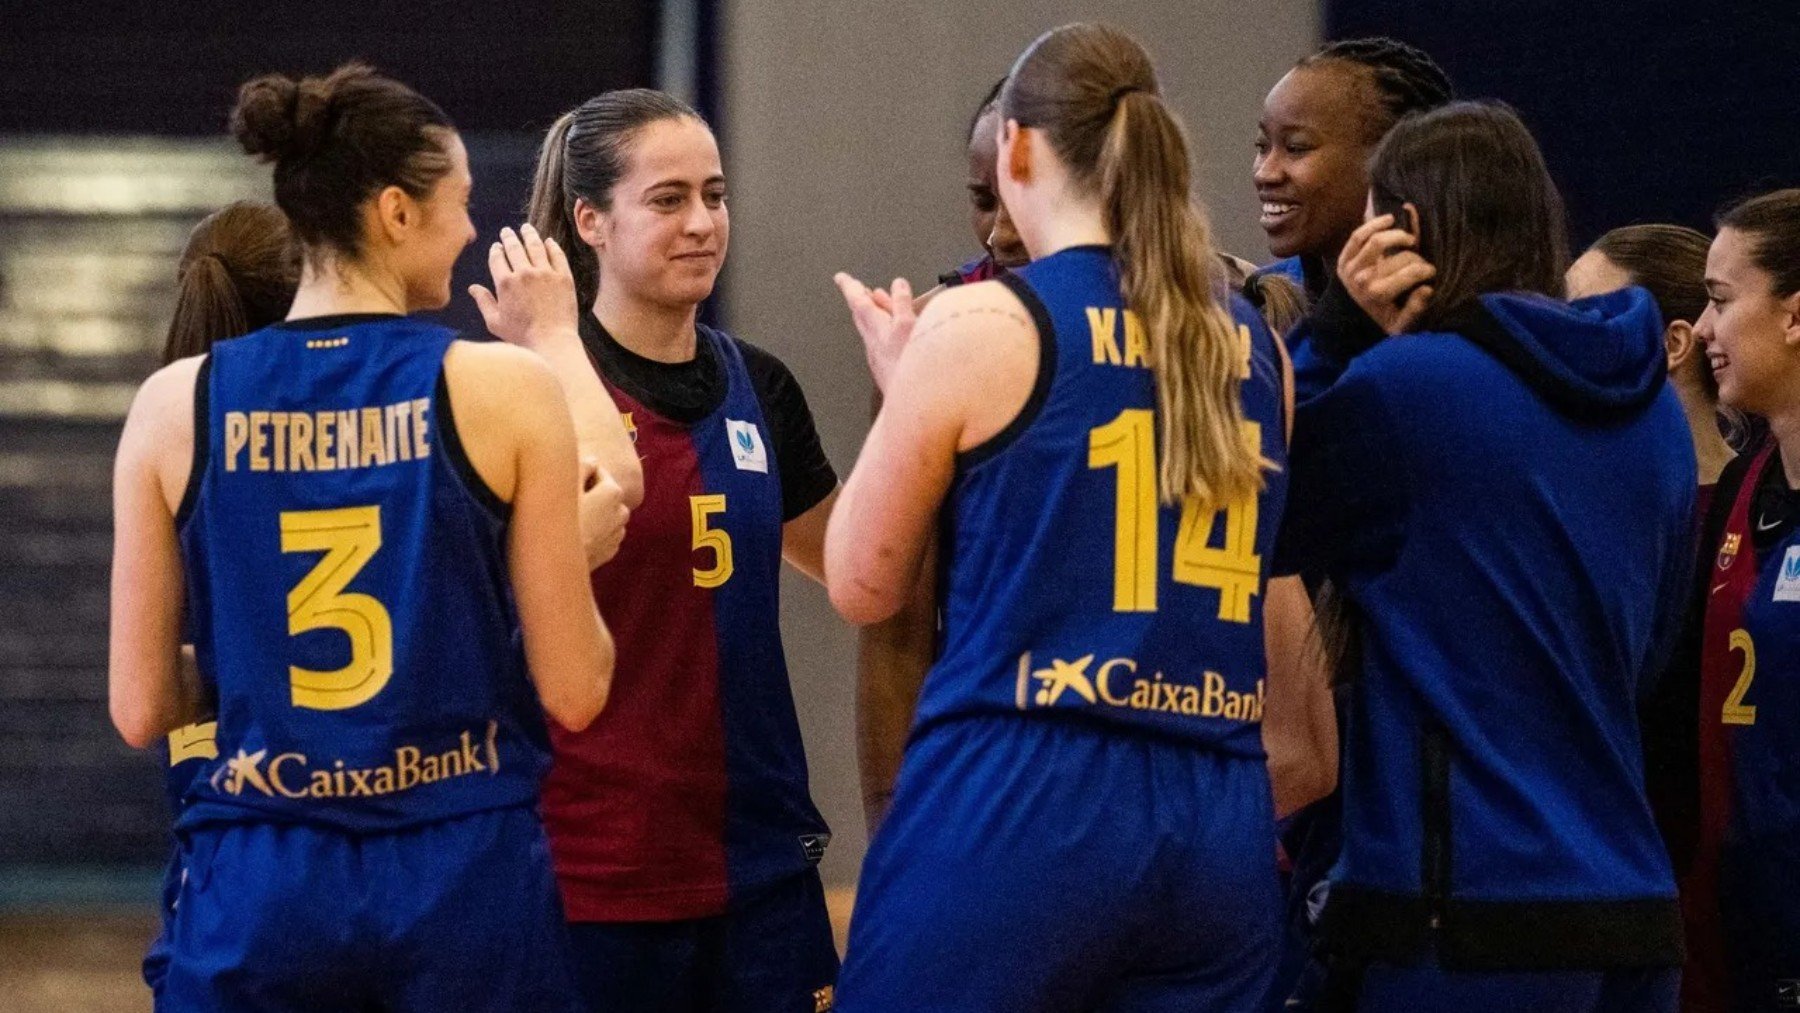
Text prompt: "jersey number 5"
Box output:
[[280, 505, 394, 710], [1088, 409, 1261, 620], [690, 494, 735, 588]]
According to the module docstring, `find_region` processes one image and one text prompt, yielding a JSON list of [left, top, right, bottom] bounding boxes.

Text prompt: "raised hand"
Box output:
[[834, 272, 917, 394], [1337, 208, 1436, 336], [470, 223, 581, 352]]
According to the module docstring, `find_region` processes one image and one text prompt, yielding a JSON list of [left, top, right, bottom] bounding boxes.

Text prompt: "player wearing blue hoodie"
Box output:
[[1277, 103, 1693, 1012]]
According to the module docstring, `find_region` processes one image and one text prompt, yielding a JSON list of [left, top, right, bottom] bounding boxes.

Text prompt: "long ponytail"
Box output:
[[525, 89, 703, 314], [1101, 90, 1262, 506], [1006, 23, 1263, 507]]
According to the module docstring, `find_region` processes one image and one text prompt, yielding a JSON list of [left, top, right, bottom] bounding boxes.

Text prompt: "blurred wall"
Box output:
[[719, 3, 1320, 889]]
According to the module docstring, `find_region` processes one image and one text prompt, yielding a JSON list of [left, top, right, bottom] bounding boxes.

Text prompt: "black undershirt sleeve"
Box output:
[[738, 339, 838, 522]]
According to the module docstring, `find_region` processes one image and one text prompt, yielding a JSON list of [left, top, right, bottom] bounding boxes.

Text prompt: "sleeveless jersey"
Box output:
[[175, 314, 549, 832], [914, 245, 1289, 756], [541, 324, 828, 922]]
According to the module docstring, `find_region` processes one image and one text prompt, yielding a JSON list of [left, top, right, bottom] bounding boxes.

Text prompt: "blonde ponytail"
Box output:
[[1100, 91, 1264, 508]]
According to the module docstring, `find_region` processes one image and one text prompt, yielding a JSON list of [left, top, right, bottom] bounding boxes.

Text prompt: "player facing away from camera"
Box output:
[[524, 88, 842, 1013], [140, 199, 299, 1000], [108, 63, 618, 1011], [828, 23, 1292, 1012]]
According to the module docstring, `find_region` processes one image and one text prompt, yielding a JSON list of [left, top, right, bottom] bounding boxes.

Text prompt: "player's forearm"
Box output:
[[536, 340, 644, 509], [855, 551, 937, 835]]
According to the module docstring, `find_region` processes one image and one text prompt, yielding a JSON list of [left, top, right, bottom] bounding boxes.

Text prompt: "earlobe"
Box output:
[[573, 198, 606, 252], [1785, 292, 1800, 347], [1665, 320, 1697, 369], [377, 185, 410, 244]]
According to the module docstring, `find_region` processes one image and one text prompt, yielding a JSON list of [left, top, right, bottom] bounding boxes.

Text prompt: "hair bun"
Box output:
[[230, 71, 337, 163]]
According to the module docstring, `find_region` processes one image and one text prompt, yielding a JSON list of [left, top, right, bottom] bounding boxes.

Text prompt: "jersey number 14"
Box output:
[[1088, 409, 1260, 621]]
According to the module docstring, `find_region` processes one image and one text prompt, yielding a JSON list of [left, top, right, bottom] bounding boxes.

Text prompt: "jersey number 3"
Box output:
[[280, 505, 394, 710], [1088, 409, 1261, 621]]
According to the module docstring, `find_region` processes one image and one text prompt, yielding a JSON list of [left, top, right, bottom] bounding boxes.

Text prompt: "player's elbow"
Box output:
[[542, 624, 613, 733], [829, 575, 903, 626], [110, 693, 164, 750]]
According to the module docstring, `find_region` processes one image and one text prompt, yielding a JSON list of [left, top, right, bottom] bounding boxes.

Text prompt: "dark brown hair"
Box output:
[[164, 201, 299, 364], [1004, 23, 1261, 507], [230, 62, 455, 263], [1370, 101, 1568, 331], [526, 88, 703, 312], [1717, 188, 1800, 297], [1591, 224, 1711, 328]]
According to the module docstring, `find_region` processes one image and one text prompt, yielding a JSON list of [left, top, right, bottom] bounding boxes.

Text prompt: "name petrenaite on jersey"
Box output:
[[209, 721, 500, 800], [223, 397, 432, 474], [1014, 652, 1264, 722]]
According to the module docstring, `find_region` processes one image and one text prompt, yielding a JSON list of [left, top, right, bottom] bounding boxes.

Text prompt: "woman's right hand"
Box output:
[[578, 458, 630, 569], [470, 223, 582, 354], [1338, 210, 1437, 335], [834, 272, 917, 394]]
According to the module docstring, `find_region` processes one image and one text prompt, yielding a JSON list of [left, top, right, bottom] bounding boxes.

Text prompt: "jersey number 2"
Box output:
[[280, 505, 394, 710], [1722, 628, 1756, 726], [1087, 409, 1261, 620]]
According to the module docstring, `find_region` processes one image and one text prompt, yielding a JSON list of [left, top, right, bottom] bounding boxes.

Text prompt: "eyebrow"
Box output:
[[647, 175, 727, 191]]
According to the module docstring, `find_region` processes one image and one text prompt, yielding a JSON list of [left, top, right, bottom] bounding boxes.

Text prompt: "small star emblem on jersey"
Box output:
[[1033, 654, 1098, 706], [220, 749, 272, 796]]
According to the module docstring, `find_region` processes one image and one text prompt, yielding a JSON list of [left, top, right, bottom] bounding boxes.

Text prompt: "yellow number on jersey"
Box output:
[[280, 505, 393, 710], [1088, 413, 1262, 621], [1088, 409, 1158, 611], [1722, 628, 1757, 726], [1173, 422, 1263, 623], [690, 494, 734, 589], [168, 721, 219, 764]]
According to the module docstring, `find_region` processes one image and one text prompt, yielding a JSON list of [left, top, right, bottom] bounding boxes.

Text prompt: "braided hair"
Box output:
[[1299, 37, 1453, 139]]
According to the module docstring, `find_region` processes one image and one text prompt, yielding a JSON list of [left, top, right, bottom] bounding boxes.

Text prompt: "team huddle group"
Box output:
[[103, 19, 1798, 1013]]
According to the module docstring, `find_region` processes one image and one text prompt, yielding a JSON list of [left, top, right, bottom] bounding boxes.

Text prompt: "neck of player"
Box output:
[[1769, 404, 1800, 491], [593, 287, 700, 364], [1017, 193, 1110, 262], [286, 256, 410, 320]]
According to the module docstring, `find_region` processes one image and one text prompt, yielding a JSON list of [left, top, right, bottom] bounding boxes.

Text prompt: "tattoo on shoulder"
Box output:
[[916, 306, 1033, 340]]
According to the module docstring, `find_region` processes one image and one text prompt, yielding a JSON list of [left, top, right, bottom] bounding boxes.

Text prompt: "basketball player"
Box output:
[[1688, 189, 1800, 1012], [141, 200, 298, 999], [109, 63, 614, 1010], [1568, 223, 1736, 1012], [829, 23, 1291, 1010], [525, 89, 841, 1013], [1279, 102, 1690, 1011]]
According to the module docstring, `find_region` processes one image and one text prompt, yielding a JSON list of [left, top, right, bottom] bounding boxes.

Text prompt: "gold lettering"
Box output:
[[411, 398, 431, 459], [336, 410, 357, 469], [315, 411, 336, 472], [1096, 658, 1135, 706], [372, 767, 395, 794], [1203, 671, 1226, 718], [290, 413, 315, 472], [309, 770, 333, 797], [224, 412, 249, 472], [389, 402, 412, 463], [268, 753, 309, 798], [422, 754, 441, 783], [1122, 311, 1149, 368], [397, 746, 421, 790], [249, 411, 271, 471], [269, 411, 288, 471], [1179, 685, 1201, 716], [459, 731, 485, 774], [360, 407, 385, 467], [1087, 307, 1121, 365]]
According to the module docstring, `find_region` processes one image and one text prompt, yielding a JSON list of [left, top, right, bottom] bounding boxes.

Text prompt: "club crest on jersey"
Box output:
[[726, 419, 768, 473], [1718, 532, 1744, 572], [621, 411, 638, 444], [1775, 547, 1800, 603], [1013, 651, 1264, 722]]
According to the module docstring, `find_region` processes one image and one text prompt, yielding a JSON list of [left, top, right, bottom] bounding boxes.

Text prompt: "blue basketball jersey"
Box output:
[[175, 314, 549, 832], [913, 245, 1288, 756]]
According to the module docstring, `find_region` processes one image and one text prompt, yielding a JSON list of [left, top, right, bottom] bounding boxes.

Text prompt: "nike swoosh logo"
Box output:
[[1756, 516, 1785, 533], [1713, 583, 1730, 595]]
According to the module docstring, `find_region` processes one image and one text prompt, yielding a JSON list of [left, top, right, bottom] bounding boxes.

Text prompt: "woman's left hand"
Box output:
[[1338, 210, 1437, 335], [471, 223, 582, 353], [834, 272, 916, 394]]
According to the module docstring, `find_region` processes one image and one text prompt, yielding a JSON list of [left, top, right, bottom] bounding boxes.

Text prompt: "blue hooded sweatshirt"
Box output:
[[1276, 283, 1695, 970]]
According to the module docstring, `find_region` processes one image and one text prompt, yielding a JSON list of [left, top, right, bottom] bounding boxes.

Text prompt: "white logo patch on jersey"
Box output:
[[1774, 546, 1800, 603], [726, 419, 768, 473]]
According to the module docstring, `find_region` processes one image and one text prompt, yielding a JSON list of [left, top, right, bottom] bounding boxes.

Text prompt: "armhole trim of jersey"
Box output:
[[435, 369, 511, 523], [173, 355, 211, 528], [957, 272, 1057, 471]]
